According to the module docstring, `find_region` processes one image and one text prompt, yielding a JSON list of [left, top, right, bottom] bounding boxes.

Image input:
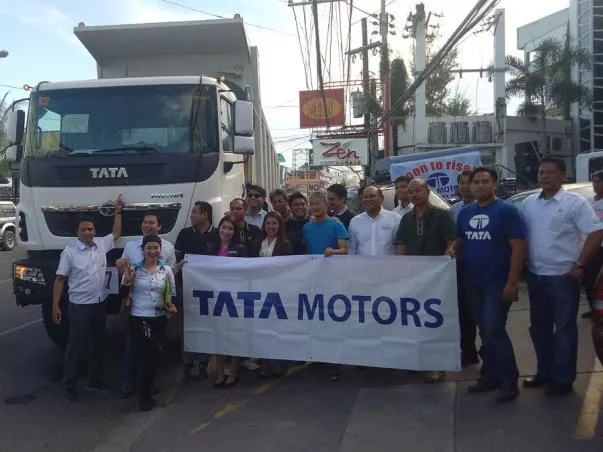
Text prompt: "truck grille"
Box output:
[[43, 204, 181, 237]]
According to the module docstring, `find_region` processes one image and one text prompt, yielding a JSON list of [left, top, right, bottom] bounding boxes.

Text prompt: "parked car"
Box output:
[[0, 201, 16, 251], [506, 183, 593, 207]]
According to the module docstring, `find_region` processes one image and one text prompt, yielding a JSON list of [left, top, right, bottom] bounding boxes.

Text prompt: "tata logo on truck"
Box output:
[[89, 167, 129, 179]]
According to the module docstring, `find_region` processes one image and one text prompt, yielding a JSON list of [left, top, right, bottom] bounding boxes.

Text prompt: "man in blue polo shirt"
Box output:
[[455, 167, 527, 403], [303, 191, 348, 256]]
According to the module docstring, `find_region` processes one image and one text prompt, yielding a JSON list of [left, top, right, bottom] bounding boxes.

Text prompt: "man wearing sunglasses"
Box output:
[[244, 184, 268, 228]]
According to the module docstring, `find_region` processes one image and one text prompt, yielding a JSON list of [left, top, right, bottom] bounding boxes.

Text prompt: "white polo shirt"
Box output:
[[348, 208, 401, 256], [56, 234, 115, 304], [121, 238, 176, 267], [522, 188, 603, 275], [244, 210, 268, 229]]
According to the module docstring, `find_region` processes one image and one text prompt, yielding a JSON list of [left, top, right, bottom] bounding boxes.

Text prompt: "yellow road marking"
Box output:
[[575, 359, 603, 439], [188, 362, 310, 435]]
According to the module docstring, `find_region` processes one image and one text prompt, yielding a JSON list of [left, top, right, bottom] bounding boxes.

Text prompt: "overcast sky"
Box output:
[[0, 0, 571, 165]]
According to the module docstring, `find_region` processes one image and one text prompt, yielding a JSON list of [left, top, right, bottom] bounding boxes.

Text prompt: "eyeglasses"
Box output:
[[248, 193, 263, 199]]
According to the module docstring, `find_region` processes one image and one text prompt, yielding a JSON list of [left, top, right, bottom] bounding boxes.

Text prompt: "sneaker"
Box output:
[[65, 387, 78, 402], [242, 359, 260, 371], [86, 381, 112, 393], [496, 385, 519, 402], [467, 379, 498, 393]]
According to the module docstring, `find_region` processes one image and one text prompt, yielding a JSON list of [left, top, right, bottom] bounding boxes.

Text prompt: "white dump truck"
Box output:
[[4, 18, 280, 345]]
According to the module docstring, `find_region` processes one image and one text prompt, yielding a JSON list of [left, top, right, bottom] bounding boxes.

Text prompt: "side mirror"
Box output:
[[5, 145, 23, 163], [233, 135, 255, 155], [7, 110, 26, 146], [234, 100, 254, 136]]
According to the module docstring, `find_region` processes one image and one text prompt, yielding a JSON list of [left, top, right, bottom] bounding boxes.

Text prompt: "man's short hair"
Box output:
[[539, 156, 566, 173], [592, 170, 603, 181], [269, 189, 288, 202], [288, 191, 307, 207], [327, 183, 347, 200], [230, 197, 247, 209], [457, 170, 474, 183], [362, 185, 383, 197], [194, 201, 213, 223], [247, 184, 267, 198], [308, 191, 328, 203], [76, 215, 96, 229], [470, 167, 499, 183], [394, 176, 413, 185]]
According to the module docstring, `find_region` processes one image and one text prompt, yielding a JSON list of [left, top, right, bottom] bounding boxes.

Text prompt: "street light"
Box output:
[[0, 50, 8, 58]]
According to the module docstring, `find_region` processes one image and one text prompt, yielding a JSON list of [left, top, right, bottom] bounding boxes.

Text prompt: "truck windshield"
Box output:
[[24, 84, 217, 158]]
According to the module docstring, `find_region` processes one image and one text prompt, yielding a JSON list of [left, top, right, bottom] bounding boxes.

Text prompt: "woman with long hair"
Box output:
[[260, 211, 292, 257], [207, 215, 246, 388], [120, 234, 177, 411]]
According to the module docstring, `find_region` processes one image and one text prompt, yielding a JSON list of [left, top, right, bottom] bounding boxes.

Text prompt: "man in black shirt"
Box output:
[[229, 198, 262, 257], [174, 201, 218, 382], [285, 192, 309, 255], [174, 201, 218, 261], [327, 183, 355, 230]]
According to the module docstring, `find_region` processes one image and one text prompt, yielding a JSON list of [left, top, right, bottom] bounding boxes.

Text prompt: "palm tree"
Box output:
[[505, 33, 591, 156]]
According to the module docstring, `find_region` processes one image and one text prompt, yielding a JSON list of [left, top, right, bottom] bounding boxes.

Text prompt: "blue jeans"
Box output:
[[526, 273, 580, 384], [465, 282, 518, 387]]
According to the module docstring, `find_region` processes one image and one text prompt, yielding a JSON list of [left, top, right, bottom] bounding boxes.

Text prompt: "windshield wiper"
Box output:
[[93, 145, 160, 154]]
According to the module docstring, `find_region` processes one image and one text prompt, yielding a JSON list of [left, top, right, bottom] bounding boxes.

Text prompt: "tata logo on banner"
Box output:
[[312, 138, 369, 166], [299, 89, 345, 129]]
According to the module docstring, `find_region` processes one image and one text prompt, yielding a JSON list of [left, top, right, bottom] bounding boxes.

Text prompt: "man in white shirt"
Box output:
[[583, 169, 603, 319], [244, 184, 268, 228], [348, 185, 400, 256], [53, 194, 124, 402], [115, 214, 176, 397], [449, 170, 475, 223], [521, 157, 603, 397], [392, 176, 414, 217]]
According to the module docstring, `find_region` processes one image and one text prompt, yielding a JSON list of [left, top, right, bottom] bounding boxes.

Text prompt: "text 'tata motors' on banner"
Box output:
[[299, 89, 345, 129], [182, 255, 461, 371]]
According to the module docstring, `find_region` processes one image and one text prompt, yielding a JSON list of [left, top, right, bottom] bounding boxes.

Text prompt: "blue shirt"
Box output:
[[457, 199, 527, 284], [303, 217, 348, 255]]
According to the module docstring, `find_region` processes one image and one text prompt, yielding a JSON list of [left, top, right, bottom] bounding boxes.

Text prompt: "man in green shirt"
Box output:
[[396, 178, 456, 382]]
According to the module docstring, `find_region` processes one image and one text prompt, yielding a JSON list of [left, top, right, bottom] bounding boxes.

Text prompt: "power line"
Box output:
[[157, 0, 296, 36]]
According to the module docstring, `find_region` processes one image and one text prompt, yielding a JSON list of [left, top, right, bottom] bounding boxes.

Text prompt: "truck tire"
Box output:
[[42, 301, 69, 348], [1, 229, 16, 251]]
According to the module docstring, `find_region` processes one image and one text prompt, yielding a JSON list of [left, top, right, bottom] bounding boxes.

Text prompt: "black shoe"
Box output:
[[213, 378, 226, 389], [581, 310, 595, 320], [496, 385, 519, 402], [523, 376, 550, 388], [467, 379, 498, 393], [120, 385, 134, 399], [138, 396, 157, 412], [224, 376, 239, 389], [65, 387, 78, 402], [86, 381, 112, 393], [545, 381, 573, 397], [150, 386, 160, 396], [461, 355, 480, 367]]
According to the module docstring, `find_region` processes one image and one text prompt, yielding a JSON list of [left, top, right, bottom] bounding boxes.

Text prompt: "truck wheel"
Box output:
[[1, 229, 16, 251], [42, 301, 69, 348]]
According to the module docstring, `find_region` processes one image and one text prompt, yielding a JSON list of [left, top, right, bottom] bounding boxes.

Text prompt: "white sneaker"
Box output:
[[242, 359, 260, 371]]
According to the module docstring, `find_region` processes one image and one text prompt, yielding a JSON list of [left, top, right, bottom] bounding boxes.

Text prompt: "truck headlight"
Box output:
[[14, 265, 46, 285]]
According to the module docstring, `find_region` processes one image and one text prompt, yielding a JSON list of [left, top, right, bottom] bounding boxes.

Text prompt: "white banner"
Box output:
[[312, 138, 369, 166], [183, 255, 460, 371], [389, 151, 482, 199]]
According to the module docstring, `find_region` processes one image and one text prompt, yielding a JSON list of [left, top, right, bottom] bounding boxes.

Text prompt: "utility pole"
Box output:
[[361, 18, 370, 131], [380, 0, 391, 157], [369, 79, 379, 180], [311, 0, 330, 129]]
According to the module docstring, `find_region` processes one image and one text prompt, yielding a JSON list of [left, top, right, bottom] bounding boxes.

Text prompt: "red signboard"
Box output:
[[299, 89, 345, 129]]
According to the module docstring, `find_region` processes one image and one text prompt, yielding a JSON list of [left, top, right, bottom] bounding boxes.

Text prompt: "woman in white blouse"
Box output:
[[121, 234, 177, 412]]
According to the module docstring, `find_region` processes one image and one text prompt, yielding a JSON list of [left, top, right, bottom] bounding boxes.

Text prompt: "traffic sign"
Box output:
[[307, 183, 321, 193]]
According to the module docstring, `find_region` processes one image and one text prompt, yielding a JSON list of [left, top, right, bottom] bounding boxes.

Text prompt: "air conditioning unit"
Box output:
[[450, 122, 470, 144]]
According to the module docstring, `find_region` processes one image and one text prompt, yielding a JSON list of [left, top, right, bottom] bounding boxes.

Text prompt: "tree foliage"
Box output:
[[446, 87, 473, 116], [390, 58, 409, 152], [505, 34, 590, 152]]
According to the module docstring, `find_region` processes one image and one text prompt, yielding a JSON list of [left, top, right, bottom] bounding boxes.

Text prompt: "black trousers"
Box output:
[[63, 301, 106, 389], [583, 247, 603, 310], [129, 316, 167, 400], [457, 262, 478, 360]]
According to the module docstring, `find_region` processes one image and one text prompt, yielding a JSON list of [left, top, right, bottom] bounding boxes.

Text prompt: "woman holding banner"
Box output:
[[208, 216, 246, 388], [120, 234, 177, 411]]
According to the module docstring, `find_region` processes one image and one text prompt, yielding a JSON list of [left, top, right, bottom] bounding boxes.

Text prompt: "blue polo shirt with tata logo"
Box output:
[[457, 199, 527, 284]]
